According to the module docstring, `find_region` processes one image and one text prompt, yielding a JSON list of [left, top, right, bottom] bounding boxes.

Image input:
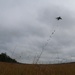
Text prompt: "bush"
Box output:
[[0, 53, 18, 63]]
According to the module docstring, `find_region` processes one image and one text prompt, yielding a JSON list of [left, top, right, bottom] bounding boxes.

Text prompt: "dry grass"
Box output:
[[0, 62, 75, 75]]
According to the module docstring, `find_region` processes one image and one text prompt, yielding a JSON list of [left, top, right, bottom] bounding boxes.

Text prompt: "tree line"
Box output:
[[0, 53, 18, 63]]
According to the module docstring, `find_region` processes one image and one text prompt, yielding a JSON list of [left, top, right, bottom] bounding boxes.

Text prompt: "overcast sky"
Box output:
[[0, 0, 75, 64]]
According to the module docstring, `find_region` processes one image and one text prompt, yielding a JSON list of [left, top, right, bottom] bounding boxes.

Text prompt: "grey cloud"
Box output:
[[0, 0, 75, 63], [35, 4, 75, 63]]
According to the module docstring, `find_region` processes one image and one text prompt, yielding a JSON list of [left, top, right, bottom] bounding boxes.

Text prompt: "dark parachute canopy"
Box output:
[[56, 16, 62, 20]]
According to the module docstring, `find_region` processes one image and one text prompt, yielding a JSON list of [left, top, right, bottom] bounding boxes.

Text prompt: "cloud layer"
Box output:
[[0, 0, 75, 63]]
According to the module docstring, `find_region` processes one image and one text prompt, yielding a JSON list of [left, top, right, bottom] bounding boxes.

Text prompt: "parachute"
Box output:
[[56, 16, 62, 20]]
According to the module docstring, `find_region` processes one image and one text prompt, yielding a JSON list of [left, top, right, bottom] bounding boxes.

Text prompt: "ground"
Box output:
[[0, 62, 75, 75]]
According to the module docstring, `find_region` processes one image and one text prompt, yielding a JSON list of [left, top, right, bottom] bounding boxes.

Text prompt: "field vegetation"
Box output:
[[0, 62, 75, 75]]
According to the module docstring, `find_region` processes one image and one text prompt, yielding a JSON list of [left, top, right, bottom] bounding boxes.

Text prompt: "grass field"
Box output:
[[0, 62, 75, 75]]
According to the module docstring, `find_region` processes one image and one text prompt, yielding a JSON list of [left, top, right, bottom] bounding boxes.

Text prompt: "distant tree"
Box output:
[[0, 53, 18, 63]]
